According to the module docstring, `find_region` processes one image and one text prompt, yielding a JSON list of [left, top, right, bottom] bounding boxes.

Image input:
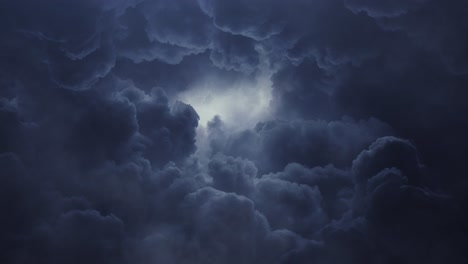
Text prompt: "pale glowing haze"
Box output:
[[178, 72, 273, 130]]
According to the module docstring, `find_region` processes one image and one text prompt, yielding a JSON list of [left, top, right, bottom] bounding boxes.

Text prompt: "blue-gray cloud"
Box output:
[[1, 0, 468, 263]]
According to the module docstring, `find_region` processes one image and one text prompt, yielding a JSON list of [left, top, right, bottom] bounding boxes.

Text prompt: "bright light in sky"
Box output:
[[178, 72, 273, 131]]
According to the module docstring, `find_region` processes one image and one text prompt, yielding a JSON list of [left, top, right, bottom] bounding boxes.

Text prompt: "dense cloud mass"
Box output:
[[1, 0, 468, 263]]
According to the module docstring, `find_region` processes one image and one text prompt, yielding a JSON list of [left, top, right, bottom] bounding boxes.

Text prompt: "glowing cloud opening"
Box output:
[[178, 72, 273, 131]]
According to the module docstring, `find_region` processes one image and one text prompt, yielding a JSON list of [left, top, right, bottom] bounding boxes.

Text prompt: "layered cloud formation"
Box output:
[[1, 0, 468, 263]]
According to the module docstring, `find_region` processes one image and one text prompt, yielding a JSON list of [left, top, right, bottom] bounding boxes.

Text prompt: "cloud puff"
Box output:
[[352, 136, 422, 185], [209, 154, 257, 196], [254, 177, 327, 236]]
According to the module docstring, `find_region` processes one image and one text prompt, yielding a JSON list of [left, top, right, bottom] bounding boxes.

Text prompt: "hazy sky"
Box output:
[[1, 0, 468, 263]]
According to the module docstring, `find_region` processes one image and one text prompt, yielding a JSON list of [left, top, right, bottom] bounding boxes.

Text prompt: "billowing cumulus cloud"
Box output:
[[1, 0, 468, 263]]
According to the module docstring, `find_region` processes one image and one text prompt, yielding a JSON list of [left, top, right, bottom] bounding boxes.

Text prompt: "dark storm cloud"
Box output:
[[345, 0, 427, 17], [254, 176, 328, 237], [357, 0, 468, 75], [0, 0, 119, 91], [352, 136, 422, 185], [261, 0, 468, 191], [267, 163, 353, 221], [281, 138, 466, 264], [207, 116, 392, 172], [210, 32, 260, 73], [115, 2, 210, 65], [112, 53, 250, 99], [1, 0, 468, 263], [197, 0, 286, 41], [209, 154, 257, 196]]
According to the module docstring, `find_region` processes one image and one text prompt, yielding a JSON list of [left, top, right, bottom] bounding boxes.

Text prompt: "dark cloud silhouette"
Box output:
[[1, 0, 468, 263]]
